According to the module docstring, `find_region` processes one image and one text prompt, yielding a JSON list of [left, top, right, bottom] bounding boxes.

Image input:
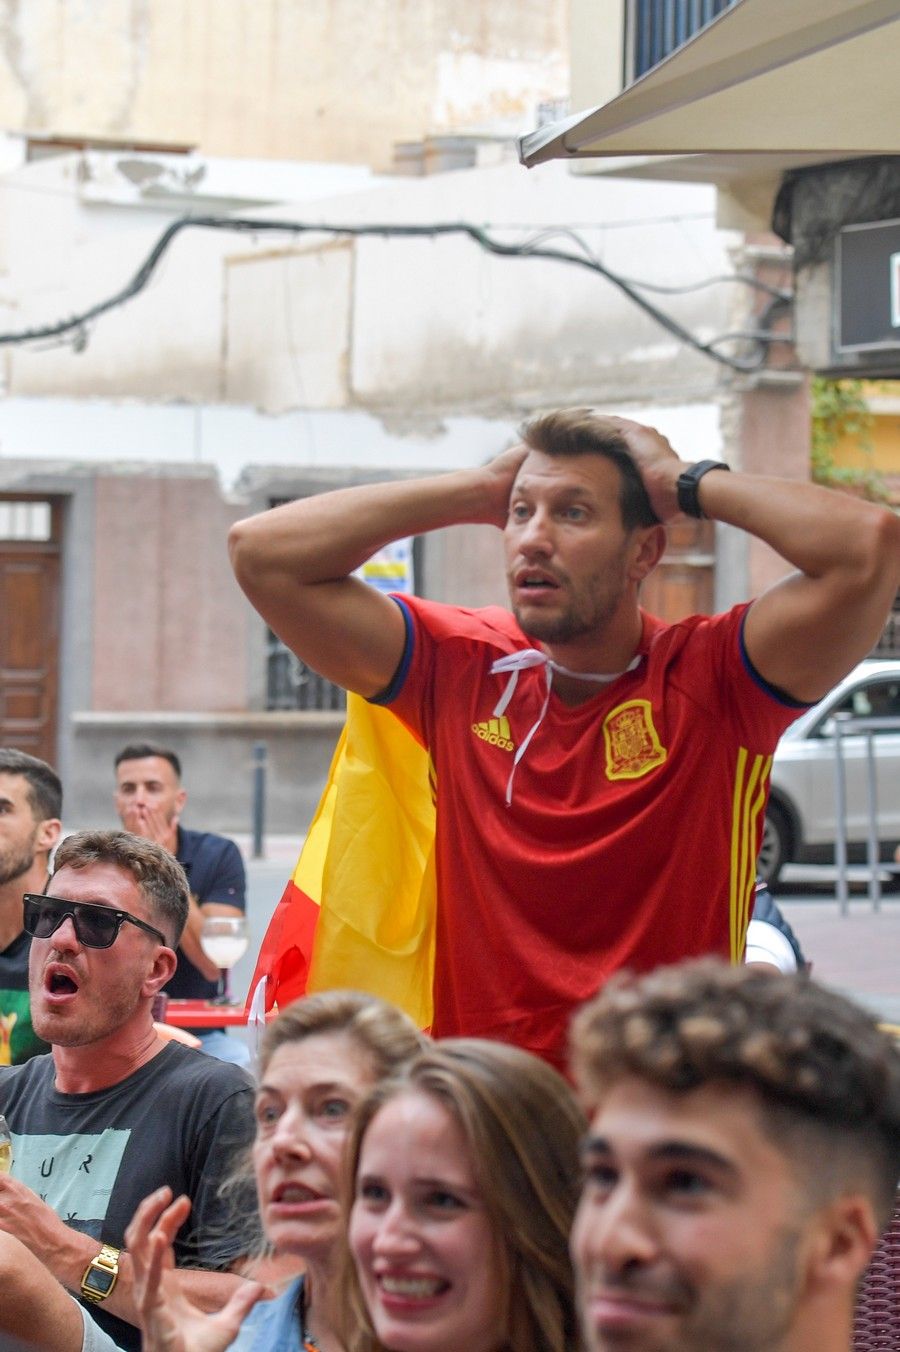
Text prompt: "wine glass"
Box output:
[[199, 916, 250, 1005], [0, 1113, 12, 1175]]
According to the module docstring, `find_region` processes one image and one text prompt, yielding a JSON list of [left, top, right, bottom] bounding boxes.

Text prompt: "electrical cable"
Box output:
[[515, 226, 790, 300], [0, 213, 792, 372]]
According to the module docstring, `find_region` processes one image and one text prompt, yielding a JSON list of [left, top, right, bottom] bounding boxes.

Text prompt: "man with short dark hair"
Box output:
[[0, 750, 63, 1064], [569, 958, 900, 1352], [229, 408, 900, 1066], [0, 829, 255, 1352], [113, 742, 248, 1064]]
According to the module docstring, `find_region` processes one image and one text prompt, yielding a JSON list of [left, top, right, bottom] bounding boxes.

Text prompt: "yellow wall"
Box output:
[[831, 383, 900, 476]]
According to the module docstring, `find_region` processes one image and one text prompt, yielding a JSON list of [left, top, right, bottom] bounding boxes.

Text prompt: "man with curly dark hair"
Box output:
[[569, 958, 900, 1352]]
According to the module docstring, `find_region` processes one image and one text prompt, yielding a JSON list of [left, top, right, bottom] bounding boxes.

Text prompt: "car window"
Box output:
[[813, 679, 900, 737]]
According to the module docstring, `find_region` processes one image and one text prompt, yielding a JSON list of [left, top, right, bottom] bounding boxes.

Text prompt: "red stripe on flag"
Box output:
[[245, 878, 320, 1013]]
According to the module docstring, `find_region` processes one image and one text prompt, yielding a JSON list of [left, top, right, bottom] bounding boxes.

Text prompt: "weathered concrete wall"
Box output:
[[0, 0, 567, 166], [571, 0, 624, 111], [223, 240, 355, 411], [68, 711, 343, 836], [2, 155, 733, 420], [91, 467, 248, 711]]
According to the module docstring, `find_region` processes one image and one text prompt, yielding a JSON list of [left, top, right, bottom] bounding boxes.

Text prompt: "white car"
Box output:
[[758, 659, 900, 885]]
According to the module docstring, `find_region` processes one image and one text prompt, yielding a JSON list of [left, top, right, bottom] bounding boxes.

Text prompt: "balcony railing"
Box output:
[[628, 0, 740, 81]]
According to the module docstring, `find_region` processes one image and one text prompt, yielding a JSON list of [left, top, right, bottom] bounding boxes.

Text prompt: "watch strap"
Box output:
[[676, 459, 731, 519], [80, 1242, 121, 1304]]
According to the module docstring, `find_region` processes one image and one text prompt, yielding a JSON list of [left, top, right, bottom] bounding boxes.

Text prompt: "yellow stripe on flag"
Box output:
[[304, 694, 437, 1029]]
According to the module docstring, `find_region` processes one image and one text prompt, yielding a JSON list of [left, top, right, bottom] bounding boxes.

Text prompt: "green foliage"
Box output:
[[810, 377, 888, 501]]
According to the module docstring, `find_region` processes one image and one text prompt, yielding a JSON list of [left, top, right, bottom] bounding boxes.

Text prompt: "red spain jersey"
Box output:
[[375, 596, 806, 1068]]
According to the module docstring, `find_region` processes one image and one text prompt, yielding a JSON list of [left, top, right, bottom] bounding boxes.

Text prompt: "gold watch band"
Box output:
[[80, 1243, 121, 1304]]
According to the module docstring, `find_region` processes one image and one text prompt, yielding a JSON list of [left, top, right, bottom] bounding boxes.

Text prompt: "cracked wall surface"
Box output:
[[0, 0, 567, 165]]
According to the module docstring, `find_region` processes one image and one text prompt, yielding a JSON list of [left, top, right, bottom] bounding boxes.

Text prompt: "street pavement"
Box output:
[[777, 866, 900, 1025], [230, 843, 900, 1029]]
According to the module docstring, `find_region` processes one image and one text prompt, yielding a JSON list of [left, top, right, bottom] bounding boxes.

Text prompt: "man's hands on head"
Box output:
[[479, 445, 531, 529], [604, 412, 900, 704], [605, 417, 685, 523]]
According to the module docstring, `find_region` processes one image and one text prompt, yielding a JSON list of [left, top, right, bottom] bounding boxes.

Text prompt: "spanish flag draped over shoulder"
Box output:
[[246, 693, 437, 1029]]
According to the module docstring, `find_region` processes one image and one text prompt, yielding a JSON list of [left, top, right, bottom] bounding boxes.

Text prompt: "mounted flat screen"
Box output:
[[836, 218, 900, 353]]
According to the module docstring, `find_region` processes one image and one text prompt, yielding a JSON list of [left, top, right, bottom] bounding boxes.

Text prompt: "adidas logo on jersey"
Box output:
[[471, 716, 514, 752]]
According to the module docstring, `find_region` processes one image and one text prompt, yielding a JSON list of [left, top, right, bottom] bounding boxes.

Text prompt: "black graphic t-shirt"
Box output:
[[0, 1042, 255, 1352]]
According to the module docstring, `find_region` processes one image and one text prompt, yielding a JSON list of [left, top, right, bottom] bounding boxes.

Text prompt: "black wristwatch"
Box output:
[[676, 459, 731, 519], [80, 1243, 120, 1304]]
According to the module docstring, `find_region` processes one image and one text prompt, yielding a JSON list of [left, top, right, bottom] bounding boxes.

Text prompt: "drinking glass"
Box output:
[[199, 916, 250, 1005], [0, 1113, 12, 1175]]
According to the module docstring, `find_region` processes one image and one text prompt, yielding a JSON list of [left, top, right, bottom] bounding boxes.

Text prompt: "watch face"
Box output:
[[85, 1267, 116, 1295]]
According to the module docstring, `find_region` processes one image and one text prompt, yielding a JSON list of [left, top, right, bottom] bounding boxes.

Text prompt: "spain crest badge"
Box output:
[[603, 699, 667, 780]]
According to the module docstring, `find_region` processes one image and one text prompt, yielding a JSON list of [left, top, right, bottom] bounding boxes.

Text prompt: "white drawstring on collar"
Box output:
[[489, 648, 642, 805]]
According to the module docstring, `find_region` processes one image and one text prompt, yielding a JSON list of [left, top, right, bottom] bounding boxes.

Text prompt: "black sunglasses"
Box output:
[[22, 894, 167, 950]]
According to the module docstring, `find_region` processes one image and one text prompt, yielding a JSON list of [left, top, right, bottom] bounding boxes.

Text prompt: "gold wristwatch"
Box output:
[[80, 1243, 121, 1304]]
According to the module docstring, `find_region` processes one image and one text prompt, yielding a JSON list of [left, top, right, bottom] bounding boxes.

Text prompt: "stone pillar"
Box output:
[[717, 238, 811, 609]]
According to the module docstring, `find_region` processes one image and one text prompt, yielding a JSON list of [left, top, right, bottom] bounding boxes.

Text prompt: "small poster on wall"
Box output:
[[356, 538, 414, 595]]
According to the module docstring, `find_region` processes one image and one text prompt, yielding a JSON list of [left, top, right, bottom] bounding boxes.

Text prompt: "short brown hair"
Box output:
[[52, 829, 189, 946], [520, 407, 659, 530], [260, 988, 426, 1078], [571, 958, 900, 1227], [337, 1038, 585, 1352], [0, 749, 62, 821]]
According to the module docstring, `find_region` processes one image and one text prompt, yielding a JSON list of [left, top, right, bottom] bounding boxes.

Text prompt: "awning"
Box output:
[[519, 0, 900, 167]]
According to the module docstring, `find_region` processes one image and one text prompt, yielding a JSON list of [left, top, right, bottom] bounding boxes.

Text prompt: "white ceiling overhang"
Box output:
[[518, 0, 900, 168]]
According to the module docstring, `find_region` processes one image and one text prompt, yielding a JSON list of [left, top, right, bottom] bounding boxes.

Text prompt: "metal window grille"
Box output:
[[266, 633, 347, 712], [262, 493, 348, 712], [262, 497, 419, 713], [628, 0, 740, 81]]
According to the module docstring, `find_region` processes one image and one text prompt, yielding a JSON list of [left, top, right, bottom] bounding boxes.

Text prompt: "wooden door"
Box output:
[[0, 498, 61, 765], [642, 519, 716, 622]]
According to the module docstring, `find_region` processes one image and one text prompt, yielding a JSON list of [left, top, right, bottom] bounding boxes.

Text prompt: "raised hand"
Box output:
[[126, 1187, 264, 1352], [120, 801, 178, 853], [478, 444, 531, 528], [605, 416, 685, 523]]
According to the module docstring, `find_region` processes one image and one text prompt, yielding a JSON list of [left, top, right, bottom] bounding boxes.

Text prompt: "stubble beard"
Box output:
[[579, 1224, 802, 1352], [670, 1225, 802, 1352], [31, 966, 144, 1047], [511, 565, 629, 650], [0, 831, 38, 887]]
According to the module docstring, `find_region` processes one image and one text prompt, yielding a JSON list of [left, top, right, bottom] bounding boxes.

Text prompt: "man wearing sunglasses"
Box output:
[[0, 829, 256, 1352], [0, 750, 62, 1066]]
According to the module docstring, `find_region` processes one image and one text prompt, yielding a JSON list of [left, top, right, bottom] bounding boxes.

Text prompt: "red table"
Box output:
[[163, 999, 254, 1028]]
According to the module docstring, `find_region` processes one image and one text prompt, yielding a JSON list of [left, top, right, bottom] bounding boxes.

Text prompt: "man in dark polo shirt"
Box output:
[[0, 751, 62, 1065], [113, 743, 249, 1065]]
